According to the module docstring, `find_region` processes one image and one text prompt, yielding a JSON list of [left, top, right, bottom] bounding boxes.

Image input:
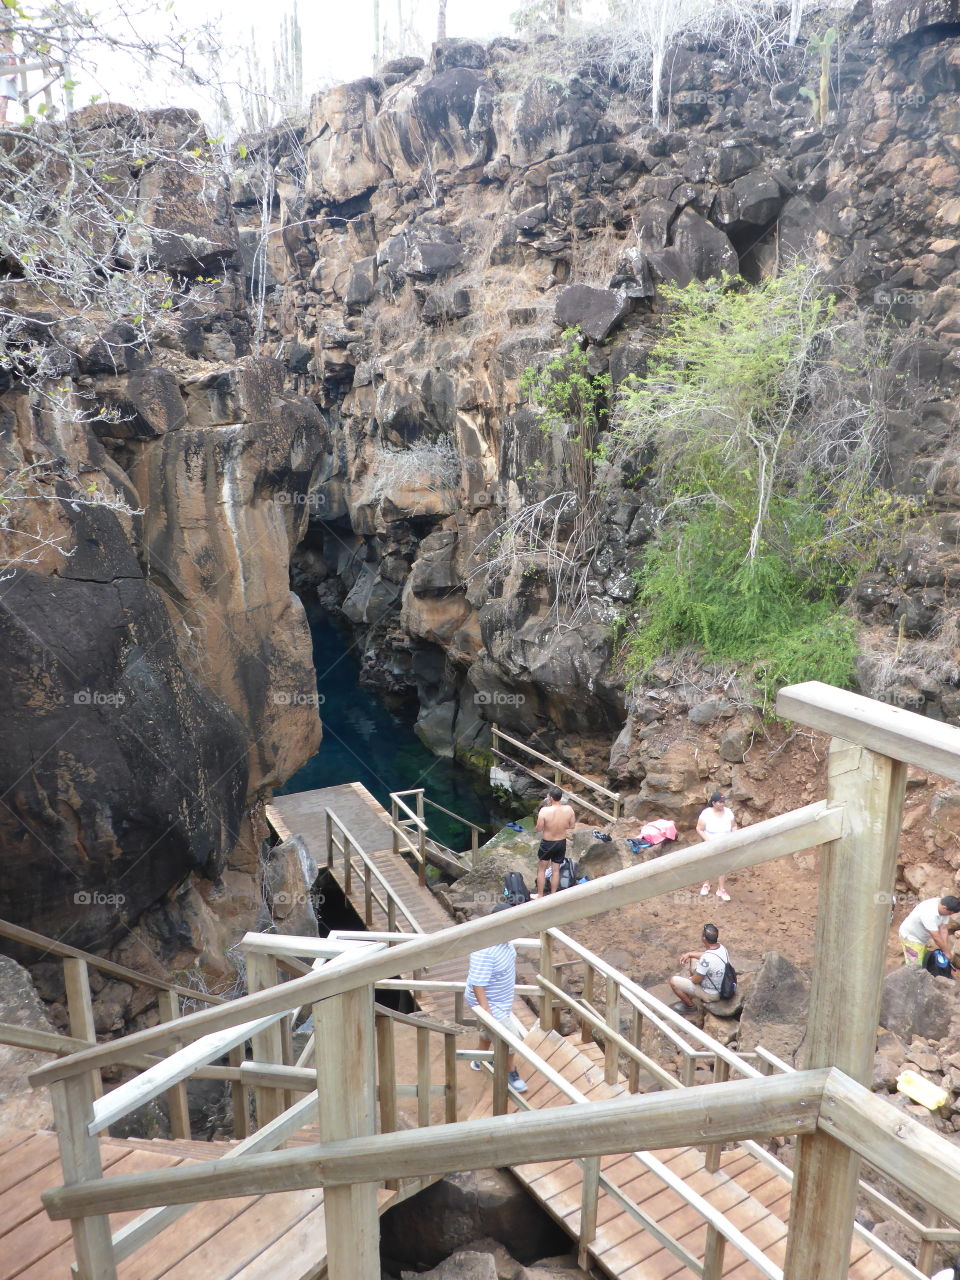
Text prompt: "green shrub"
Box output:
[[613, 265, 911, 707]]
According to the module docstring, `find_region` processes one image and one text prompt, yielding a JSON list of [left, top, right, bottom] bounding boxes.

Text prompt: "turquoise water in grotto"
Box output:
[[278, 601, 501, 852]]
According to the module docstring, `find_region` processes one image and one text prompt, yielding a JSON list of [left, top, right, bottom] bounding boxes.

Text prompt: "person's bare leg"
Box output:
[[550, 862, 560, 892], [536, 860, 546, 897], [716, 874, 729, 900]]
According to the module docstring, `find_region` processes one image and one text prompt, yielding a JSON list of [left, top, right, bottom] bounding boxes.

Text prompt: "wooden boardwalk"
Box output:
[[0, 1126, 420, 1280], [267, 783, 470, 1023], [470, 1027, 901, 1280]]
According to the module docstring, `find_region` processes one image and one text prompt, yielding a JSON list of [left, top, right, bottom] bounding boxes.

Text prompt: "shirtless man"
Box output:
[[535, 787, 576, 896]]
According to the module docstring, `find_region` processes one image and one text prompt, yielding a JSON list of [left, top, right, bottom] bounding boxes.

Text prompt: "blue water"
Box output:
[[278, 602, 499, 851]]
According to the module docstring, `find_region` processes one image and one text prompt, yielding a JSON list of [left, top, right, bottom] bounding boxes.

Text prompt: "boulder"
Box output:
[[262, 834, 319, 936], [670, 209, 738, 280], [553, 285, 632, 342], [873, 0, 960, 42], [380, 1169, 569, 1270], [873, 1029, 907, 1092], [879, 965, 957, 1042], [738, 952, 811, 1066], [403, 1252, 499, 1280], [0, 956, 55, 1130]]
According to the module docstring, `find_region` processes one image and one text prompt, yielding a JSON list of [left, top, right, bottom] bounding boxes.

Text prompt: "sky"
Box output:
[[51, 0, 528, 127]]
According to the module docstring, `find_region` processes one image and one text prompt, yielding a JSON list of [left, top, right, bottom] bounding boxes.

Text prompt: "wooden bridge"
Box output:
[[3, 683, 960, 1279]]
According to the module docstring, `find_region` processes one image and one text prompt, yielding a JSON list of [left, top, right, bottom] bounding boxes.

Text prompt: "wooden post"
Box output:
[[916, 1206, 938, 1274], [627, 1004, 643, 1092], [363, 863, 373, 927], [612, 794, 621, 820], [581, 964, 594, 1044], [417, 824, 426, 886], [315, 984, 379, 1280], [417, 1026, 431, 1128], [228, 1044, 250, 1139], [704, 1057, 730, 1173], [387, 897, 397, 934], [540, 933, 554, 1032], [681, 1053, 696, 1089], [783, 739, 907, 1280], [492, 1034, 509, 1116], [156, 990, 191, 1141], [343, 831, 353, 897], [63, 958, 102, 1104], [578, 1156, 600, 1269], [604, 977, 620, 1085], [375, 1012, 398, 1191], [454, 990, 465, 1026], [49, 1073, 117, 1279], [443, 1031, 457, 1124], [325, 810, 334, 868], [702, 1225, 726, 1280], [247, 955, 286, 1131]]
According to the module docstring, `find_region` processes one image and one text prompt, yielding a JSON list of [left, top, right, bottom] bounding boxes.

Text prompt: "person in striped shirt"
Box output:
[[465, 904, 528, 1093]]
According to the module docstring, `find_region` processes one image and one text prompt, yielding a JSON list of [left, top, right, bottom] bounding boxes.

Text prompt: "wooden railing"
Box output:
[[0, 917, 224, 1142], [389, 788, 482, 881], [25, 681, 960, 1280], [490, 723, 621, 821], [533, 929, 945, 1280], [325, 806, 425, 930]]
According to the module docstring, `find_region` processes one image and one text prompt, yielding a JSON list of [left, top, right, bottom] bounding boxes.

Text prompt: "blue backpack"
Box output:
[[925, 949, 956, 979]]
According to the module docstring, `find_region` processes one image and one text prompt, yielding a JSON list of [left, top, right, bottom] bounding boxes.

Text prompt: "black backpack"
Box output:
[[925, 948, 956, 979], [503, 872, 531, 906], [718, 955, 738, 1001]]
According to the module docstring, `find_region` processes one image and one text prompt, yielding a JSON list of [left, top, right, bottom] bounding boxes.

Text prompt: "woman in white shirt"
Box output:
[[697, 791, 737, 902]]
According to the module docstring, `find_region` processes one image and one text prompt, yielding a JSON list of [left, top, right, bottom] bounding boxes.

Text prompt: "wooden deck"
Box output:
[[470, 1027, 901, 1280], [268, 783, 472, 1024], [0, 1126, 411, 1280]]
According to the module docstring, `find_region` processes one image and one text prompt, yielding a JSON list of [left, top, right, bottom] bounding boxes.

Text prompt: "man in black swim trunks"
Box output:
[[535, 787, 576, 896]]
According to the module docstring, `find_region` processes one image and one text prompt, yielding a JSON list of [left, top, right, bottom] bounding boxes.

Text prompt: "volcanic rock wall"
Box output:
[[247, 0, 960, 768], [0, 107, 324, 974]]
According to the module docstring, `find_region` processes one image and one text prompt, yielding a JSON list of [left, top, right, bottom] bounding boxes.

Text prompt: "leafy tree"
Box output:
[[612, 265, 913, 708]]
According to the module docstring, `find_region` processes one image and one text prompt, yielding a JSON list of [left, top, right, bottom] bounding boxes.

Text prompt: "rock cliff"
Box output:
[[0, 107, 323, 965], [246, 1, 960, 768]]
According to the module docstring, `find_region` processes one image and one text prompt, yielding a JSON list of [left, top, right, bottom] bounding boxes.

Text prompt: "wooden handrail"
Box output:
[[41, 1070, 831, 1217], [0, 918, 223, 1005], [29, 800, 844, 1087], [326, 808, 425, 932], [489, 746, 617, 823], [420, 794, 484, 835], [491, 723, 621, 817]]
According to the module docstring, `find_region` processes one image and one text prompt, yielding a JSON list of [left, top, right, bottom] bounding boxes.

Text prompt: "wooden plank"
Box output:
[[818, 1068, 960, 1226], [150, 1189, 326, 1280], [784, 740, 908, 1280], [42, 1071, 828, 1219], [0, 1133, 61, 1197], [225, 1199, 328, 1280], [31, 800, 845, 1087], [777, 681, 960, 782]]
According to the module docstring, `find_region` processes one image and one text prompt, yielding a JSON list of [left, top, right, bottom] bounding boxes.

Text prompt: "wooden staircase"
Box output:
[[470, 1027, 902, 1280], [0, 1126, 406, 1280]]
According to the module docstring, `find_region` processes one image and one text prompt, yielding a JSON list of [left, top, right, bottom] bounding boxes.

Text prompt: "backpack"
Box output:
[[718, 955, 738, 1001], [545, 858, 577, 891], [924, 948, 956, 980], [503, 872, 531, 906]]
